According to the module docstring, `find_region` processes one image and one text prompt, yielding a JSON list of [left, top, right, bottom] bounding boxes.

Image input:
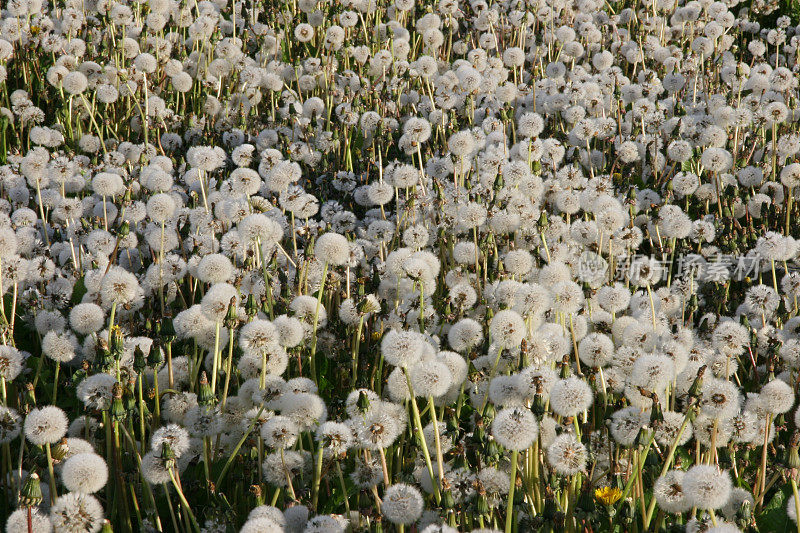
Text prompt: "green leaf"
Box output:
[[674, 446, 692, 468], [317, 357, 330, 394], [756, 485, 792, 533], [71, 275, 87, 305], [736, 477, 753, 492]]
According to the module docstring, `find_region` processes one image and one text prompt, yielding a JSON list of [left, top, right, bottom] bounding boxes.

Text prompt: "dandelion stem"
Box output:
[[643, 411, 692, 528], [308, 261, 329, 385], [44, 443, 57, 505], [428, 396, 445, 487], [404, 369, 441, 504], [169, 468, 201, 533], [505, 449, 519, 533], [50, 362, 59, 404], [312, 442, 325, 511], [792, 478, 800, 533]]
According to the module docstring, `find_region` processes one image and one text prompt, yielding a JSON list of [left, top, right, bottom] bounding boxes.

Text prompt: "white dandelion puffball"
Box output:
[[70, 303, 105, 335], [759, 379, 795, 414], [682, 465, 732, 510], [314, 232, 350, 266], [654, 470, 691, 514], [6, 507, 52, 533], [381, 329, 425, 368], [410, 361, 453, 398], [549, 377, 594, 417], [61, 453, 109, 494], [382, 483, 425, 525], [491, 406, 538, 451], [24, 406, 68, 446], [547, 433, 588, 475], [50, 492, 105, 533], [240, 517, 284, 533], [489, 310, 525, 348]]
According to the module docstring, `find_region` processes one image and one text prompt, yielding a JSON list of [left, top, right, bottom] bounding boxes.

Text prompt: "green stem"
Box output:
[[336, 460, 350, 516], [169, 468, 201, 533], [505, 449, 519, 533], [311, 442, 325, 511], [615, 430, 654, 521], [404, 369, 441, 504], [215, 405, 266, 488], [308, 261, 329, 385], [51, 361, 59, 404], [44, 442, 58, 505], [792, 478, 800, 533], [643, 413, 692, 528]]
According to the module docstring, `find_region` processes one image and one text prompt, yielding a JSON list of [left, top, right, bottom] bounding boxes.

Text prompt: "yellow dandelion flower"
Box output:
[[595, 486, 622, 506]]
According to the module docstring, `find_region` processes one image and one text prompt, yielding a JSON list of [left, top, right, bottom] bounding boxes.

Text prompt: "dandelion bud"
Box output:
[[133, 345, 146, 373], [198, 372, 215, 406], [576, 488, 596, 515], [687, 365, 707, 400], [160, 317, 176, 343], [224, 296, 238, 329], [160, 441, 176, 470], [147, 340, 164, 368], [250, 484, 263, 505], [98, 346, 115, 373], [537, 211, 548, 230], [117, 221, 130, 237], [246, 293, 258, 317], [789, 434, 800, 470], [533, 392, 547, 417], [559, 357, 572, 379], [741, 499, 752, 521], [20, 471, 43, 507], [649, 394, 663, 426], [51, 437, 69, 461], [110, 383, 127, 422], [441, 482, 455, 510], [472, 417, 486, 444], [151, 319, 162, 340], [357, 390, 371, 414], [476, 489, 490, 515], [110, 328, 124, 360]]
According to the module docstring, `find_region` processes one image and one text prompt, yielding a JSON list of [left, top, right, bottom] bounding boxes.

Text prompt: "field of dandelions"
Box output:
[[5, 0, 800, 533]]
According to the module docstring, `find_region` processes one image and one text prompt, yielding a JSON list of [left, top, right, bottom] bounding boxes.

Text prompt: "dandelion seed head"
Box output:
[[547, 433, 587, 475], [61, 453, 108, 494], [682, 465, 732, 510], [491, 406, 538, 450], [24, 406, 68, 446], [549, 377, 593, 417], [382, 484, 424, 525]]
